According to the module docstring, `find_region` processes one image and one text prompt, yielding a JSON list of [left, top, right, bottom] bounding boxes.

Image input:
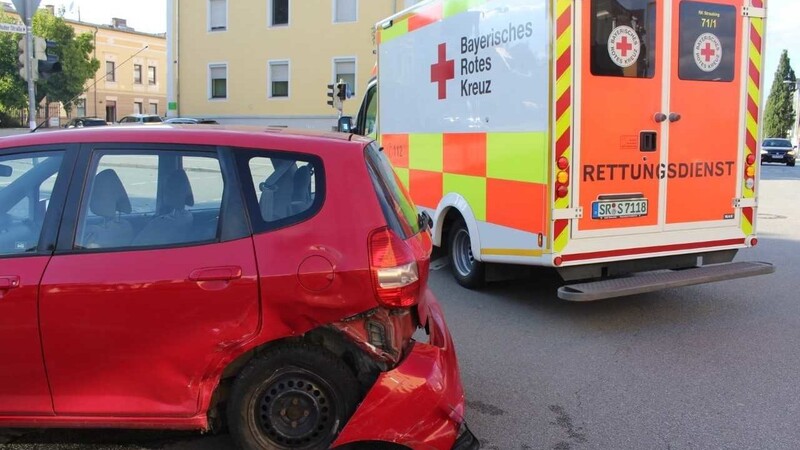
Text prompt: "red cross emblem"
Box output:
[[616, 36, 633, 57], [430, 43, 455, 100], [700, 42, 716, 62], [693, 33, 722, 72]]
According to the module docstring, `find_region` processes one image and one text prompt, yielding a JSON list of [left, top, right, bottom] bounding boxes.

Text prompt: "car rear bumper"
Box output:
[[333, 290, 475, 449], [761, 153, 794, 163]]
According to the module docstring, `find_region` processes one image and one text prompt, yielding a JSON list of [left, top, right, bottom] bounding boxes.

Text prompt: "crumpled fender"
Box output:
[[333, 293, 466, 449]]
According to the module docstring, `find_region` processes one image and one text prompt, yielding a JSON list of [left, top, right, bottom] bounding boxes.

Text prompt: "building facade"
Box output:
[[70, 18, 167, 123], [167, 0, 422, 129], [0, 4, 167, 124]]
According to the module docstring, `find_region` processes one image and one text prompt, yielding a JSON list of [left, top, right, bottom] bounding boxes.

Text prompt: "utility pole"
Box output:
[[11, 0, 42, 130]]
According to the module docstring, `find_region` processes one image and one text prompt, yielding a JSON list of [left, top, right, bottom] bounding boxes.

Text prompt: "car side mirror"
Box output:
[[0, 164, 12, 177], [337, 116, 353, 133]]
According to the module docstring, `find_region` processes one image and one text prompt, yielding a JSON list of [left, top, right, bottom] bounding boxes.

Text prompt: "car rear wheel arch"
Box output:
[[207, 327, 383, 432]]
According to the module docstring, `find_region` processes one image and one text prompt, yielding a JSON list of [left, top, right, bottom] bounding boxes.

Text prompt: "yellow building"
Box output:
[[70, 17, 167, 122], [1, 4, 167, 124], [167, 0, 422, 128]]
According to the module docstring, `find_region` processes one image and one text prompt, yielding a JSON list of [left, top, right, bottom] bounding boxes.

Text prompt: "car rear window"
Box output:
[[365, 142, 419, 239]]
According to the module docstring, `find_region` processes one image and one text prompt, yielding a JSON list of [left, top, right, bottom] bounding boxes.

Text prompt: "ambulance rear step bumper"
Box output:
[[557, 261, 775, 302]]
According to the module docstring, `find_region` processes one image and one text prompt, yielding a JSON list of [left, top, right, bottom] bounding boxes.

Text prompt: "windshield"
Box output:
[[763, 139, 792, 148]]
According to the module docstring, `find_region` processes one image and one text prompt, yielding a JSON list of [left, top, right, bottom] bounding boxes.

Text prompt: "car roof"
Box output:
[[0, 125, 373, 152]]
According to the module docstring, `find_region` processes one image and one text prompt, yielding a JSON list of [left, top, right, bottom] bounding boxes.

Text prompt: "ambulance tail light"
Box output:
[[556, 157, 570, 199], [369, 227, 420, 308], [744, 152, 757, 190]]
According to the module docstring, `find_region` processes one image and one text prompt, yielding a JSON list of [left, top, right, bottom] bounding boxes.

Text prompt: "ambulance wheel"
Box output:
[[449, 220, 485, 289]]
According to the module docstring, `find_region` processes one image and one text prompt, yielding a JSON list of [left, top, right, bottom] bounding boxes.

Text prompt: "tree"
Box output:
[[764, 50, 796, 138], [31, 10, 99, 114], [0, 10, 27, 111]]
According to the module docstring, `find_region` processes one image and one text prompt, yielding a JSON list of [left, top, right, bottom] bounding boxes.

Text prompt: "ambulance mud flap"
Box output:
[[558, 262, 775, 302]]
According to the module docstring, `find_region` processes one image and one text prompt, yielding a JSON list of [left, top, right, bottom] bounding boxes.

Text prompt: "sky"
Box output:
[[37, 0, 800, 100]]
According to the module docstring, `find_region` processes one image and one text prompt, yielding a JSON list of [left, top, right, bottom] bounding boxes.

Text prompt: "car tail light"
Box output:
[[369, 227, 420, 308]]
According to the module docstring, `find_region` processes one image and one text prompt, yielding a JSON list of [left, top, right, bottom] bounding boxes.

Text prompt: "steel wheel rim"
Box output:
[[255, 370, 337, 449], [453, 229, 474, 277]]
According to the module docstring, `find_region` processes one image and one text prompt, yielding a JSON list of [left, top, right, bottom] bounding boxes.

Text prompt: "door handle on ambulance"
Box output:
[[654, 113, 668, 123], [668, 113, 682, 123]]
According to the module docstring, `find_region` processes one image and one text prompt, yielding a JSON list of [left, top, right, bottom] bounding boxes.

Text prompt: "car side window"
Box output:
[[0, 152, 65, 256], [74, 151, 226, 250], [236, 151, 323, 232]]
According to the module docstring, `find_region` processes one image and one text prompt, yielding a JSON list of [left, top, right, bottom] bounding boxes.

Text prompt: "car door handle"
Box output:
[[189, 266, 242, 282], [0, 276, 20, 289]]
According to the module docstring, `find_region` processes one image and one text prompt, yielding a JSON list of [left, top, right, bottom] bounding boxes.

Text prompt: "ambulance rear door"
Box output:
[[572, 0, 750, 246]]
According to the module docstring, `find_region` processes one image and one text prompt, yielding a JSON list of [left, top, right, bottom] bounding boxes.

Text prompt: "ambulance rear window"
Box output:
[[590, 0, 657, 79], [678, 2, 736, 82]]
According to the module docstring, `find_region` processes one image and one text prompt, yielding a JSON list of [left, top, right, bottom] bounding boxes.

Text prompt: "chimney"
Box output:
[[112, 17, 127, 28], [44, 4, 54, 14]]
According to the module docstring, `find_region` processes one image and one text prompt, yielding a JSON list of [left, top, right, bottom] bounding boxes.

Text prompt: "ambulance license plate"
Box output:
[[592, 199, 648, 220]]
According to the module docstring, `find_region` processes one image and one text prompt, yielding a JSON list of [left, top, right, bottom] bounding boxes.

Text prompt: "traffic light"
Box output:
[[17, 37, 37, 82], [327, 83, 336, 107], [36, 38, 62, 79], [336, 82, 347, 101]]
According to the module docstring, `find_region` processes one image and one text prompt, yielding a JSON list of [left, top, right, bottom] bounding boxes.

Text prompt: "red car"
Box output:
[[0, 126, 477, 450]]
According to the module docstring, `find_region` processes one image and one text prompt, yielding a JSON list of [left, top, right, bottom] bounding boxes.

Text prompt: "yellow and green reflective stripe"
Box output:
[[486, 132, 548, 184], [409, 134, 444, 172], [444, 173, 486, 221]]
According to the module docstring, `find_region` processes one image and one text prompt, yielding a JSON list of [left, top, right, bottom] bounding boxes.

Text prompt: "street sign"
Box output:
[[0, 23, 27, 34], [11, 0, 41, 21]]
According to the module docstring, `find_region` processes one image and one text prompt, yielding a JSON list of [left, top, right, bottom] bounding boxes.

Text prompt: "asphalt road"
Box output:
[[2, 163, 799, 450]]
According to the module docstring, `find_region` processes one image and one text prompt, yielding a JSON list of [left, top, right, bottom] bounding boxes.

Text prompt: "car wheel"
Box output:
[[228, 344, 360, 450], [449, 219, 485, 289], [788, 160, 796, 167]]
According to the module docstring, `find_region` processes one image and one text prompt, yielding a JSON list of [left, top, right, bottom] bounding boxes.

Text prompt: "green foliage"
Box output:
[[764, 50, 797, 138], [0, 10, 98, 116], [31, 10, 99, 112], [0, 11, 27, 111]]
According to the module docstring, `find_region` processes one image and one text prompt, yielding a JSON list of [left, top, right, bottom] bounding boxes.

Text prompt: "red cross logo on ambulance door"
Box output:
[[430, 43, 455, 100], [607, 25, 641, 68], [694, 33, 722, 72]]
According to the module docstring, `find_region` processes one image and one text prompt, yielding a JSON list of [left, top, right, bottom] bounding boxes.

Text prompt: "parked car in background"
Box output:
[[761, 138, 796, 166], [118, 114, 163, 124], [164, 117, 219, 124], [0, 126, 476, 450], [63, 117, 108, 128]]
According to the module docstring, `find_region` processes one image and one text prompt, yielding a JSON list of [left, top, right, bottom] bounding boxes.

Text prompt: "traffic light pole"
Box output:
[[24, 11, 35, 130]]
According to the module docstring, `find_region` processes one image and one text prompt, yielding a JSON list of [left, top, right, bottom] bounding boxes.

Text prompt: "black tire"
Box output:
[[448, 219, 485, 289], [227, 344, 360, 450], [788, 160, 796, 167]]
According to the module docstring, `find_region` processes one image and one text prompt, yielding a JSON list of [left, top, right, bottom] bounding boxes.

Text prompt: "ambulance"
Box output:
[[352, 0, 774, 300]]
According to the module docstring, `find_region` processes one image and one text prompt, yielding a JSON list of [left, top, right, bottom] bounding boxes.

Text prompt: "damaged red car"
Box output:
[[0, 126, 478, 449]]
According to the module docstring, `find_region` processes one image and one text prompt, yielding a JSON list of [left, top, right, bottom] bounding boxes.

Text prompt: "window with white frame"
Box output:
[[134, 102, 143, 114], [209, 0, 227, 31], [76, 98, 86, 117], [270, 0, 289, 26], [269, 61, 289, 98], [334, 59, 356, 97], [334, 0, 357, 23], [209, 64, 228, 99]]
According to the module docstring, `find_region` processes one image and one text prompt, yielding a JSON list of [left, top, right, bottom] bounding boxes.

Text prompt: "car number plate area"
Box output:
[[591, 199, 648, 220]]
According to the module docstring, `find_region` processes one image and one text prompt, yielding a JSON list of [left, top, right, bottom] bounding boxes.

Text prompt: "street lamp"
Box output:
[[784, 77, 799, 142]]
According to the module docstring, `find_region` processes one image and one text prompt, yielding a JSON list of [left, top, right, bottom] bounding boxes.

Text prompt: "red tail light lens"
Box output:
[[369, 227, 420, 308]]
